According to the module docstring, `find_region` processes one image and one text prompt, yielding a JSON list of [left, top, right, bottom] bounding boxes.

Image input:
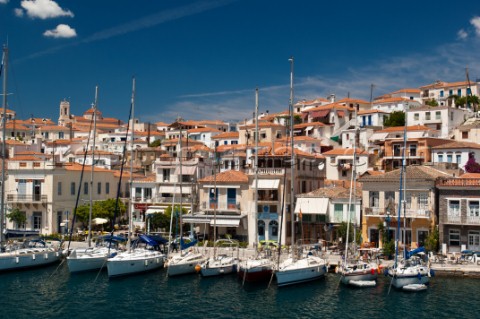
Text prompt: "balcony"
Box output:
[[437, 178, 480, 187], [249, 168, 285, 175], [467, 216, 480, 224], [7, 194, 48, 203], [446, 214, 461, 223], [201, 201, 241, 213]]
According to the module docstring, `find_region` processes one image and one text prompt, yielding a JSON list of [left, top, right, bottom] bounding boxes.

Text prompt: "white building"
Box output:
[[407, 105, 470, 138]]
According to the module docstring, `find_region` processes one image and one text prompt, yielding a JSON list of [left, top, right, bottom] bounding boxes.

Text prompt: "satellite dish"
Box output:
[[318, 162, 325, 171]]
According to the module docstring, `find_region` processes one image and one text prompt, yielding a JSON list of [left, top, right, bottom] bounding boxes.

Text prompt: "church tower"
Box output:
[[58, 99, 71, 126]]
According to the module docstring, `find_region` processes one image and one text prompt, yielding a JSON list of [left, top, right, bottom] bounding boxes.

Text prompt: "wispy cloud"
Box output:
[[457, 29, 468, 40], [154, 38, 480, 122], [471, 16, 480, 37], [43, 24, 77, 38], [16, 0, 236, 62], [16, 0, 73, 19], [0, 0, 9, 5]]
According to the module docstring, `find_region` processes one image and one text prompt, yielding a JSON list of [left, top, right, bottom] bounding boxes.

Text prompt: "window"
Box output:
[[448, 200, 460, 216], [435, 111, 441, 120], [417, 193, 429, 209], [269, 221, 278, 237], [163, 169, 170, 182], [462, 131, 469, 139], [59, 132, 64, 139], [417, 230, 428, 247], [57, 182, 62, 196], [456, 154, 461, 164], [84, 182, 88, 195], [425, 112, 431, 120], [71, 182, 76, 195], [209, 188, 218, 209], [440, 90, 444, 97], [227, 188, 236, 209], [97, 182, 101, 194], [468, 231, 480, 248], [385, 191, 395, 209], [449, 229, 460, 246], [438, 153, 444, 162], [409, 144, 417, 156], [144, 188, 152, 199], [468, 201, 480, 217], [457, 89, 462, 96], [334, 204, 343, 222], [33, 212, 42, 230], [260, 131, 267, 140], [106, 182, 110, 194], [447, 153, 453, 163], [414, 113, 419, 120], [369, 191, 379, 208], [258, 220, 265, 236], [135, 187, 142, 199]]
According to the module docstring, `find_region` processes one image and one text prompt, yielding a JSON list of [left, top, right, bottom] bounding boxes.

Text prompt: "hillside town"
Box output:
[[2, 79, 480, 258]]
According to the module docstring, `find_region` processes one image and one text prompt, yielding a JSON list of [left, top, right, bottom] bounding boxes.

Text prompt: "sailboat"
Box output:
[[197, 148, 239, 277], [166, 125, 206, 276], [340, 115, 378, 287], [237, 88, 274, 283], [275, 57, 327, 287], [387, 112, 431, 290], [0, 45, 63, 271], [67, 87, 126, 273], [107, 77, 166, 277]]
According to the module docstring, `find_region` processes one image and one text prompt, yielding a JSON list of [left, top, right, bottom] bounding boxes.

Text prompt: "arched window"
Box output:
[[269, 220, 278, 237], [258, 220, 265, 236]]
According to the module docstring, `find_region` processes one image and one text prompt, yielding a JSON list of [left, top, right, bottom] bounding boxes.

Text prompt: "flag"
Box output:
[[299, 208, 303, 220]]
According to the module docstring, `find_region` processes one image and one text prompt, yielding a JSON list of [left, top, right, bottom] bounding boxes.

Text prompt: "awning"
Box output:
[[294, 197, 329, 215], [174, 166, 196, 175], [182, 215, 211, 224], [369, 132, 389, 141], [250, 179, 280, 189], [159, 186, 179, 193], [210, 219, 241, 227], [305, 126, 314, 131], [146, 207, 164, 215]]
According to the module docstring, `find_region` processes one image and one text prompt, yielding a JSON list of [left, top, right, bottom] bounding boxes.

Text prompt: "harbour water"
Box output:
[[1, 263, 478, 319]]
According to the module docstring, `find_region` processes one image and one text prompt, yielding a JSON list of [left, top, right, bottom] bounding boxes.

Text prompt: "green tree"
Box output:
[[74, 198, 126, 229], [149, 213, 170, 231], [293, 114, 303, 124], [425, 99, 438, 107], [337, 221, 361, 246], [383, 111, 405, 127], [424, 227, 439, 252], [377, 221, 395, 259], [6, 208, 26, 229], [149, 139, 161, 147]]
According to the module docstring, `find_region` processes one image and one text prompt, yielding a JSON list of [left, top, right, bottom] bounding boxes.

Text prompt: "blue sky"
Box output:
[[1, 0, 480, 124]]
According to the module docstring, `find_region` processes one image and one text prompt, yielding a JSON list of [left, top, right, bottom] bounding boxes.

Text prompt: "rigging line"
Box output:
[[66, 102, 96, 254]]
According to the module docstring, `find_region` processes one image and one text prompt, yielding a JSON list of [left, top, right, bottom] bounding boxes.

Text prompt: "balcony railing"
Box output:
[[467, 216, 480, 224], [249, 168, 285, 175], [7, 194, 48, 203], [201, 201, 241, 212], [437, 178, 480, 187], [364, 207, 431, 218], [446, 214, 461, 223]]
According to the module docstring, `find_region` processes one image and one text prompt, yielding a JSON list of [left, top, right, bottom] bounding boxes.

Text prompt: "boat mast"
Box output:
[[0, 45, 8, 249], [402, 102, 408, 260], [254, 88, 259, 250], [213, 145, 218, 257], [179, 124, 183, 254], [87, 86, 98, 248], [127, 77, 135, 253], [288, 56, 295, 248]]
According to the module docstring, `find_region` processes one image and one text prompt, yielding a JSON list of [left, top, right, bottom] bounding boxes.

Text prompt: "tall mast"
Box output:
[[179, 124, 183, 254], [254, 88, 259, 250], [213, 145, 217, 258], [288, 56, 295, 247], [127, 77, 135, 252], [0, 45, 8, 249], [87, 86, 98, 247]]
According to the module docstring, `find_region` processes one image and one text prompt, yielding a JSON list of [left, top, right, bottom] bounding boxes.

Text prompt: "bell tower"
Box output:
[[58, 99, 71, 126]]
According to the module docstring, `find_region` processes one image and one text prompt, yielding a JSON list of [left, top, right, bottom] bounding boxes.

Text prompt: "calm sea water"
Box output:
[[0, 263, 477, 319]]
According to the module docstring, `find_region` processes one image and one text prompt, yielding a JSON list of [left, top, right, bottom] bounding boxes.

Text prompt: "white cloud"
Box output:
[[14, 8, 24, 17], [17, 0, 73, 19], [457, 29, 468, 40], [0, 0, 10, 5], [43, 24, 76, 38], [471, 16, 480, 37]]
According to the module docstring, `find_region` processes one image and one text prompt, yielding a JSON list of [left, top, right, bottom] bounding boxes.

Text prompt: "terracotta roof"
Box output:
[[38, 125, 70, 131], [460, 173, 480, 179], [199, 170, 248, 183], [322, 148, 368, 156], [240, 122, 285, 129], [336, 97, 370, 105], [377, 125, 433, 133], [211, 132, 239, 139], [431, 141, 480, 150], [65, 162, 111, 172], [357, 109, 389, 115], [391, 88, 421, 95], [302, 103, 352, 113], [187, 127, 222, 134], [294, 122, 329, 128], [373, 97, 411, 104], [360, 165, 451, 182], [299, 184, 361, 199]]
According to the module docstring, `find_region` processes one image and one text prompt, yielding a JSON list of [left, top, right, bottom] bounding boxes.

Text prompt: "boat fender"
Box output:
[[15, 257, 19, 264], [156, 257, 160, 264], [323, 265, 327, 273], [370, 268, 375, 275], [429, 269, 435, 277], [417, 272, 422, 281], [377, 265, 382, 274], [383, 268, 389, 276], [44, 253, 49, 260], [194, 264, 201, 273], [335, 266, 339, 274], [144, 259, 149, 267], [56, 252, 60, 257], [32, 254, 36, 260]]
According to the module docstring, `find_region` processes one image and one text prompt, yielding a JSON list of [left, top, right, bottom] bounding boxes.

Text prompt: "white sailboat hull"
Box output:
[[388, 265, 430, 289], [276, 256, 327, 287], [200, 255, 237, 277], [67, 247, 118, 273], [107, 249, 165, 277], [340, 261, 379, 285], [0, 248, 62, 271], [167, 252, 206, 276]]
